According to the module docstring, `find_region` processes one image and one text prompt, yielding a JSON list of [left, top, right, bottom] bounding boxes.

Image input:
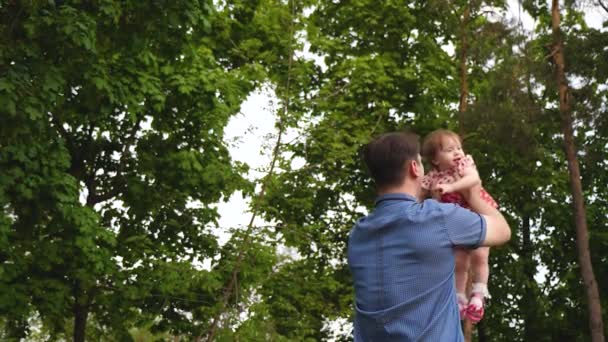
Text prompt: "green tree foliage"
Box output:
[[0, 0, 293, 340], [249, 1, 608, 341], [1, 0, 607, 341], [254, 0, 463, 340]]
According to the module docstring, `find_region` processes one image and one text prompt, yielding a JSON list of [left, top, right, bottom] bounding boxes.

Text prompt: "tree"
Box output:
[[548, 1, 604, 340], [250, 1, 460, 340], [2, 1, 607, 340], [0, 0, 291, 340], [446, 1, 508, 340]]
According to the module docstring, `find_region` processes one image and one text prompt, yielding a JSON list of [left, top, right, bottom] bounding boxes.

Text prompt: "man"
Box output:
[[347, 132, 511, 341]]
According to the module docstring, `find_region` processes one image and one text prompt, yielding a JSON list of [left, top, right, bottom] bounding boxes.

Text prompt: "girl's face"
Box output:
[[433, 136, 465, 171]]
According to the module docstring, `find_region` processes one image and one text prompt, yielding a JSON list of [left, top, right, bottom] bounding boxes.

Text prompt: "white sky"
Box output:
[[215, 88, 277, 244]]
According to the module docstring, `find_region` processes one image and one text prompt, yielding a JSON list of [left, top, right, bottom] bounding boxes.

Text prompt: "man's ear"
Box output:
[[408, 160, 422, 177]]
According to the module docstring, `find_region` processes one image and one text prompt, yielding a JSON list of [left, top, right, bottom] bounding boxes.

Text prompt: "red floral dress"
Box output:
[[421, 155, 498, 209]]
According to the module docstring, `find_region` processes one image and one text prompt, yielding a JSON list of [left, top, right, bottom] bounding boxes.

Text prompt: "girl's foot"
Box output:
[[466, 293, 484, 323], [466, 282, 489, 323]]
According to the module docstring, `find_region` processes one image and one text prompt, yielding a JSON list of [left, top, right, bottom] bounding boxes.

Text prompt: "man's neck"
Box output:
[[378, 182, 419, 200]]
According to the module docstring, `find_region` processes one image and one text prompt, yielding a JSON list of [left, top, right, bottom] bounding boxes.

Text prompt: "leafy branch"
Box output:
[[204, 2, 297, 341]]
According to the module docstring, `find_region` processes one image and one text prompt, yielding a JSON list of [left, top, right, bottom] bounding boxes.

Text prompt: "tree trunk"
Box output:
[[457, 4, 474, 342], [521, 212, 538, 340], [72, 280, 91, 342], [550, 1, 605, 341], [73, 302, 89, 342], [477, 319, 488, 342], [458, 4, 470, 137]]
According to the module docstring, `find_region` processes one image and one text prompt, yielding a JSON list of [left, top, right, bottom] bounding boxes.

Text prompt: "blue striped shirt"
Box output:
[[348, 193, 487, 341]]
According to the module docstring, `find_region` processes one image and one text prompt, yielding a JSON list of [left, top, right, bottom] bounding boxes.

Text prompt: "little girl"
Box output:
[[421, 129, 498, 323]]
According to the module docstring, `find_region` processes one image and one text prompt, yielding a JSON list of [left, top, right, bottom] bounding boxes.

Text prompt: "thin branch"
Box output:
[[470, 9, 499, 21], [88, 185, 123, 205], [371, 112, 384, 135], [50, 113, 87, 180], [204, 2, 297, 340], [50, 113, 70, 143], [116, 117, 141, 176], [598, 0, 608, 14], [87, 117, 141, 206]]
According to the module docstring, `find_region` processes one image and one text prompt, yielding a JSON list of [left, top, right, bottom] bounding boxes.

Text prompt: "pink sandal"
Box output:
[[466, 293, 484, 323]]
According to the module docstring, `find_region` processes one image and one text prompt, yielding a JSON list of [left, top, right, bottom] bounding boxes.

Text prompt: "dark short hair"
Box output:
[[362, 132, 420, 189]]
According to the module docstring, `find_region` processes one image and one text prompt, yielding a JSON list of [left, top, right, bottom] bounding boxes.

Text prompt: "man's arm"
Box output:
[[461, 184, 511, 246]]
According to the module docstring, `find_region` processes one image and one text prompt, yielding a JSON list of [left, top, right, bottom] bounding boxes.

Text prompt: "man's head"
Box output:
[[362, 132, 423, 192]]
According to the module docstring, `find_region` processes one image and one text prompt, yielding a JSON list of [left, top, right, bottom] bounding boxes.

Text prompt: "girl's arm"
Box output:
[[434, 166, 481, 194], [450, 167, 481, 192]]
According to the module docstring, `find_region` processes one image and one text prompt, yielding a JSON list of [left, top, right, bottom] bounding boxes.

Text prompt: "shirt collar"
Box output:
[[375, 193, 418, 206]]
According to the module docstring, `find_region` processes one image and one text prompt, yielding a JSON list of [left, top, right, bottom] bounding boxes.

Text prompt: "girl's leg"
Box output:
[[471, 246, 490, 285], [454, 248, 470, 319], [467, 247, 490, 323]]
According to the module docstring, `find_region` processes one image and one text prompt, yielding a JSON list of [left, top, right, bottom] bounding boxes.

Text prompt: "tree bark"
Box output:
[[457, 4, 474, 341], [73, 300, 89, 342], [72, 278, 96, 342], [550, 1, 605, 341], [521, 213, 534, 340], [477, 319, 488, 342], [458, 4, 470, 137], [598, 0, 608, 14]]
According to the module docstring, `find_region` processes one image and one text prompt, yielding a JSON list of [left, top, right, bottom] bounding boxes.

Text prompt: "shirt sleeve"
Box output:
[[440, 203, 487, 248]]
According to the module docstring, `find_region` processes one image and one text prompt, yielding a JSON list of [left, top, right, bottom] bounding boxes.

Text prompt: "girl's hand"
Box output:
[[460, 164, 481, 186], [459, 155, 479, 177], [464, 154, 475, 165], [461, 165, 478, 177], [433, 183, 454, 195]]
